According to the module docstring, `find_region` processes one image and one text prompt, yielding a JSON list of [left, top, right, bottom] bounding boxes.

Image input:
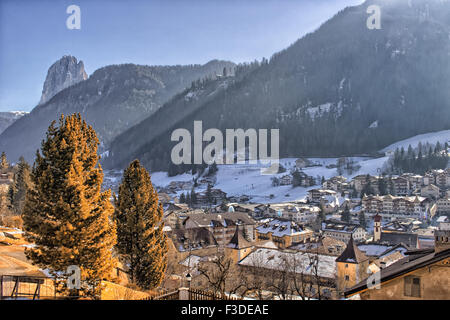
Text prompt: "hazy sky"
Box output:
[[0, 0, 365, 112]]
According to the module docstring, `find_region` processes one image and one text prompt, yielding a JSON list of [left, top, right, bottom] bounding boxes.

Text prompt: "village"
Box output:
[[1, 148, 450, 300], [152, 161, 450, 300]]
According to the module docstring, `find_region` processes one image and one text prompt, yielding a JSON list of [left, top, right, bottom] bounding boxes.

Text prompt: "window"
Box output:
[[404, 276, 421, 298], [345, 275, 349, 281], [345, 264, 348, 268]]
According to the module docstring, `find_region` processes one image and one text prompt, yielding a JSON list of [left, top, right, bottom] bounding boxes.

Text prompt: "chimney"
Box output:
[[434, 229, 450, 253]]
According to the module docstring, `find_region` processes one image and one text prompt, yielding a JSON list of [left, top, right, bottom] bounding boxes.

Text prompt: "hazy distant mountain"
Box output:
[[104, 69, 243, 170], [39, 55, 88, 105], [105, 0, 450, 171], [0, 111, 28, 135], [0, 58, 235, 162]]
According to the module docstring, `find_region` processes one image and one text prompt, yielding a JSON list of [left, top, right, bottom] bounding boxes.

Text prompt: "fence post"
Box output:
[[179, 287, 189, 300]]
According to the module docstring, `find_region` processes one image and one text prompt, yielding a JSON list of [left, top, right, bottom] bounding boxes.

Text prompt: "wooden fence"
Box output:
[[143, 288, 239, 301], [0, 275, 57, 300], [187, 288, 239, 300]]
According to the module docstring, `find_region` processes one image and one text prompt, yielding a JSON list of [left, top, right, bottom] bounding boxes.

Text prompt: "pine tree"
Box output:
[[361, 174, 374, 197], [292, 169, 303, 187], [179, 193, 186, 203], [186, 192, 191, 206], [208, 162, 218, 176], [378, 176, 387, 196], [206, 184, 213, 205], [358, 211, 367, 229], [22, 114, 117, 299], [0, 152, 8, 170], [318, 204, 326, 222], [435, 141, 442, 153], [114, 159, 167, 290], [341, 204, 351, 223], [9, 156, 31, 215], [190, 187, 197, 205]]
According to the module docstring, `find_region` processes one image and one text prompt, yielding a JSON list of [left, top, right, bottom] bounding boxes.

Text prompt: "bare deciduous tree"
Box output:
[[237, 251, 270, 300], [197, 253, 238, 298]]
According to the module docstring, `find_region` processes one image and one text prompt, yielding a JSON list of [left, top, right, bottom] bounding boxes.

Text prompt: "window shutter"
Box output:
[[404, 276, 421, 298], [404, 276, 412, 296], [412, 278, 421, 298]]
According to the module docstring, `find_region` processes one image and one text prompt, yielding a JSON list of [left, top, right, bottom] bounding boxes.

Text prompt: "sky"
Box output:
[[0, 0, 365, 112]]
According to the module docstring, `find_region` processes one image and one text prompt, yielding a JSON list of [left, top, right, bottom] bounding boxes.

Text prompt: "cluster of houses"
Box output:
[[315, 169, 450, 218], [321, 169, 450, 198], [361, 195, 434, 219], [156, 163, 450, 299], [163, 202, 449, 299], [161, 191, 449, 297]]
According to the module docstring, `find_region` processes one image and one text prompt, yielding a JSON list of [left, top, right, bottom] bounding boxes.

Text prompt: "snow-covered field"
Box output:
[[146, 156, 389, 204], [105, 130, 450, 204]]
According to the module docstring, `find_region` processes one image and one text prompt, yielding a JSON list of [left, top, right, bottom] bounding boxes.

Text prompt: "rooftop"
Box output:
[[257, 219, 311, 237], [379, 232, 418, 248], [185, 212, 255, 228], [336, 236, 368, 264], [239, 248, 337, 279], [171, 227, 218, 252], [322, 220, 363, 234], [227, 227, 252, 249], [345, 248, 450, 298]]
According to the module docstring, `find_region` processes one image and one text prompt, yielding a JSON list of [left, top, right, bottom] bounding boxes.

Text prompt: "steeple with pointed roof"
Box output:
[[336, 235, 368, 264], [227, 226, 252, 249]]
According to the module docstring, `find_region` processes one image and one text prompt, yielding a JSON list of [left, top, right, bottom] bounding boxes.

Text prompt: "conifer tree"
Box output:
[[341, 204, 351, 223], [0, 151, 8, 170], [206, 184, 213, 205], [378, 176, 387, 196], [114, 159, 167, 290], [190, 187, 197, 205], [358, 211, 367, 229], [179, 193, 186, 203], [9, 156, 32, 215], [317, 204, 326, 222], [22, 114, 117, 299]]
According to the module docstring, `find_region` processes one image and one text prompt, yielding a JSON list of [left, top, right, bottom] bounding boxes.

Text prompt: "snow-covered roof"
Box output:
[[255, 240, 279, 249], [322, 220, 362, 234], [257, 219, 310, 237], [239, 248, 336, 279], [179, 255, 202, 268], [358, 244, 392, 257], [323, 195, 347, 207]]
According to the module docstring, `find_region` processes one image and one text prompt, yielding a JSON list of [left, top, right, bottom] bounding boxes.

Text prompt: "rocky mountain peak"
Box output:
[[39, 55, 88, 105]]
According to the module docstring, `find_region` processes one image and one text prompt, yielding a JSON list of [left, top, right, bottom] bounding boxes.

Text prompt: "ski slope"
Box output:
[[122, 130, 450, 204], [149, 156, 389, 203]]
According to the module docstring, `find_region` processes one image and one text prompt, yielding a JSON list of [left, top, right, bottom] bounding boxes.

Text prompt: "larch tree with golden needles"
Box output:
[[115, 159, 167, 290], [22, 114, 117, 299]]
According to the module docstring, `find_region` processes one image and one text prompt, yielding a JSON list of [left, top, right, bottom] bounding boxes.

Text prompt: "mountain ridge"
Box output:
[[104, 0, 450, 172], [0, 111, 28, 135], [0, 59, 235, 162]]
